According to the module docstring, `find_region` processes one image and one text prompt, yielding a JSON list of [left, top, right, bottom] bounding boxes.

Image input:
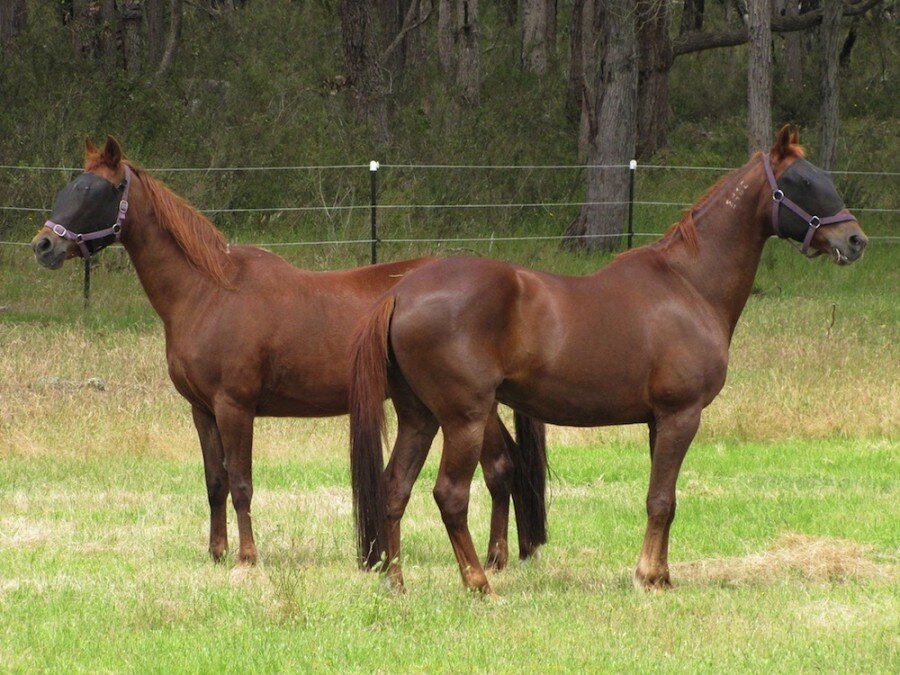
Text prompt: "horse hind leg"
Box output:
[[433, 414, 495, 595], [634, 406, 701, 590], [213, 399, 258, 565], [382, 374, 439, 588], [480, 409, 513, 571], [192, 405, 229, 562]]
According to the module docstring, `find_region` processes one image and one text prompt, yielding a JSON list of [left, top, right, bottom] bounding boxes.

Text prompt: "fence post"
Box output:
[[369, 160, 379, 264], [627, 159, 637, 250], [83, 256, 91, 309]]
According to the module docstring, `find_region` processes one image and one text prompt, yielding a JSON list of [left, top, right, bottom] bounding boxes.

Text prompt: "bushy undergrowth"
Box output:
[[0, 0, 896, 246]]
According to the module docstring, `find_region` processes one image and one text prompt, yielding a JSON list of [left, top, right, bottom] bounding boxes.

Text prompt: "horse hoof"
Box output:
[[238, 550, 258, 566], [485, 552, 508, 571], [632, 568, 672, 592]]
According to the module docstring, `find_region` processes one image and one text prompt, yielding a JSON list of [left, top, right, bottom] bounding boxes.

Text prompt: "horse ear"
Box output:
[[84, 137, 98, 155], [101, 135, 123, 168], [771, 124, 795, 161]]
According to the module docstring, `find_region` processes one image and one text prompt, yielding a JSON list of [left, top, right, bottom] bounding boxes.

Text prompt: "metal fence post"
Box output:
[[369, 160, 379, 264], [83, 256, 91, 309], [627, 159, 637, 250]]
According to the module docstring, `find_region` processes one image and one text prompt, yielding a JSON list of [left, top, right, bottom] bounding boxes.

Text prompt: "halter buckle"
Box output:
[[52, 223, 67, 237], [118, 199, 129, 214], [772, 189, 784, 202]]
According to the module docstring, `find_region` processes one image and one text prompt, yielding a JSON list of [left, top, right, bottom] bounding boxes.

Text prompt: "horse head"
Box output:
[[32, 136, 129, 269], [766, 125, 867, 265]]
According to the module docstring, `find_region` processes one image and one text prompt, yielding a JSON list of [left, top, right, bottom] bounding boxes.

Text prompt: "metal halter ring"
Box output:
[[809, 216, 821, 229], [772, 189, 784, 202]]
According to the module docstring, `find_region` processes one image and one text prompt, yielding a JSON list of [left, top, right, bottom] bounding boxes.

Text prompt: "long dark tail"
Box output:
[[349, 295, 395, 569], [510, 411, 548, 557]]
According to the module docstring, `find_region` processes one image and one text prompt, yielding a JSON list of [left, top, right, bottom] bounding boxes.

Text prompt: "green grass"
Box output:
[[0, 438, 897, 672]]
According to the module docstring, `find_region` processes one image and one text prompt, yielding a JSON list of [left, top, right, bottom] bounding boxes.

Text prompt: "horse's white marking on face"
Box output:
[[725, 180, 750, 210]]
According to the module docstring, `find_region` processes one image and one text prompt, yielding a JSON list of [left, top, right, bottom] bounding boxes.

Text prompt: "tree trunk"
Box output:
[[121, 0, 144, 75], [340, 0, 390, 140], [437, 0, 456, 78], [777, 0, 803, 91], [678, 0, 703, 34], [566, 0, 637, 251], [455, 0, 480, 106], [0, 0, 27, 47], [377, 0, 405, 89], [567, 0, 587, 122], [747, 0, 772, 155], [636, 0, 672, 159], [522, 0, 549, 73], [72, 0, 98, 59], [146, 0, 166, 66], [404, 0, 430, 76], [156, 0, 183, 79], [818, 0, 842, 169]]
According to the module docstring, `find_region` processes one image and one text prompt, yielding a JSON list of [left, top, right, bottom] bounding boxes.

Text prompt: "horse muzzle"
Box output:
[[812, 221, 868, 265], [31, 231, 73, 269]]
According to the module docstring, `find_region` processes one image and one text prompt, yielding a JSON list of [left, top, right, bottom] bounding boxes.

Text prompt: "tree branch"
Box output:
[[673, 0, 883, 56], [380, 0, 433, 64]]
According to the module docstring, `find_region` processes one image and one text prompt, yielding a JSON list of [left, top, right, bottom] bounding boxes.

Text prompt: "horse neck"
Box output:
[[662, 162, 771, 339], [119, 172, 227, 325]]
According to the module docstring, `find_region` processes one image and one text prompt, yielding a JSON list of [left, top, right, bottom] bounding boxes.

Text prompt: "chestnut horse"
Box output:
[[30, 136, 548, 568], [349, 126, 868, 595]]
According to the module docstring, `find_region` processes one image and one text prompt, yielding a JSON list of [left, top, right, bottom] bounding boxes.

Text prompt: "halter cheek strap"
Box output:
[[43, 165, 131, 259], [762, 154, 856, 256]]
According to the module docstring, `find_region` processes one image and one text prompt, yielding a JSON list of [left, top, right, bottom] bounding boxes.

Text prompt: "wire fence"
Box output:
[[1, 160, 897, 305]]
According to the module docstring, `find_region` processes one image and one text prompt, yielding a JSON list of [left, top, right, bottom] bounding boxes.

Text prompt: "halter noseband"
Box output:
[[762, 154, 856, 256], [43, 164, 131, 259]]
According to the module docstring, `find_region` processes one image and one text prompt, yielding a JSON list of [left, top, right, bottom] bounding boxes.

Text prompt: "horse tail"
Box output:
[[511, 412, 548, 557], [349, 295, 395, 570]]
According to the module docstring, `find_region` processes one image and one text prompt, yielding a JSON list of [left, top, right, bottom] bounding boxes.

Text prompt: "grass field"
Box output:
[[1, 228, 898, 671]]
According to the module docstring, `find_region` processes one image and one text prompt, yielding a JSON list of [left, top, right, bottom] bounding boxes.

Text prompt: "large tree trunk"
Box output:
[[566, 0, 637, 251], [0, 0, 27, 47], [437, 0, 456, 78], [522, 0, 550, 73], [747, 0, 772, 155], [146, 0, 166, 67], [777, 0, 803, 91], [341, 0, 390, 140], [636, 0, 672, 159], [437, 0, 480, 106], [567, 0, 587, 123], [818, 0, 842, 169], [156, 0, 183, 79], [455, 0, 480, 106], [121, 0, 144, 75]]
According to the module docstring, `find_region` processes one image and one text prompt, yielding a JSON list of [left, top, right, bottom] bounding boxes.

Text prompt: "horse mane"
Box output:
[[625, 143, 806, 259], [124, 162, 233, 286]]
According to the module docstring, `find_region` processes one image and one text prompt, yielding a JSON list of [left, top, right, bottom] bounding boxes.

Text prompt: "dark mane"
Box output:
[[126, 162, 233, 286]]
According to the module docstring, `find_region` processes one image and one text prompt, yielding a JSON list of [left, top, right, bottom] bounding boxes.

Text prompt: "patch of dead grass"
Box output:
[[675, 533, 897, 586]]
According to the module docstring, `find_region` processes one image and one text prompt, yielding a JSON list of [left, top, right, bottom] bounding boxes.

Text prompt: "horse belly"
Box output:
[[498, 372, 651, 427]]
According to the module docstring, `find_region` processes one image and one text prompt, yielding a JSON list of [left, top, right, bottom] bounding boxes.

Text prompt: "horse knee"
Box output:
[[230, 479, 253, 513], [206, 475, 229, 508]]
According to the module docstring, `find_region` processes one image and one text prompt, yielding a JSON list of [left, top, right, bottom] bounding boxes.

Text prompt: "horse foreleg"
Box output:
[[192, 406, 229, 562], [214, 400, 257, 565], [634, 406, 701, 590], [434, 416, 494, 595], [481, 410, 514, 571]]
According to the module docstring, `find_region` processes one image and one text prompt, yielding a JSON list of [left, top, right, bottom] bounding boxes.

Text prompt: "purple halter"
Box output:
[[762, 154, 856, 256], [43, 164, 131, 259]]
